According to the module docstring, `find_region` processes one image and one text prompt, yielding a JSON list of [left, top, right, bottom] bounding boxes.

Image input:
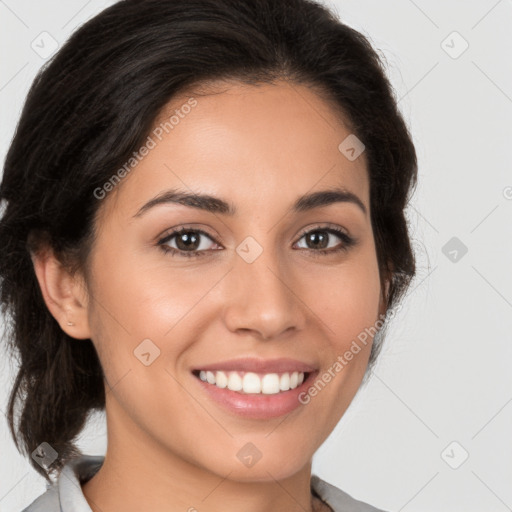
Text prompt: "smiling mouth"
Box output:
[[192, 369, 310, 394]]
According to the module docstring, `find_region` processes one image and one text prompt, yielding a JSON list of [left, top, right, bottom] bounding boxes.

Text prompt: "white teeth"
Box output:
[[261, 373, 280, 394], [279, 373, 290, 391], [227, 371, 243, 391], [243, 372, 261, 393], [198, 370, 306, 394], [215, 371, 228, 388]]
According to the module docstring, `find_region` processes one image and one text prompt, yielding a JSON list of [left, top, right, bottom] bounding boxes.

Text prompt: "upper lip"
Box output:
[[193, 357, 317, 374]]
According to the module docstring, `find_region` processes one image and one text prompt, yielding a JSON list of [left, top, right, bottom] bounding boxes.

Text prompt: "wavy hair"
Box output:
[[0, 0, 417, 482]]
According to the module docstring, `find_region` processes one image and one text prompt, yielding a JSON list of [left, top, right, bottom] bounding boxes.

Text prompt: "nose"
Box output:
[[220, 241, 306, 341]]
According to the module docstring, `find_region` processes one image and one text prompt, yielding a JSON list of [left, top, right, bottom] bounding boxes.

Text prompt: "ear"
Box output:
[[378, 275, 391, 318], [30, 246, 92, 340]]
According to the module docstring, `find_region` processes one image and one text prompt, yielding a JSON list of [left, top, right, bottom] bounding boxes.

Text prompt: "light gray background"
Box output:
[[1, 1, 511, 511]]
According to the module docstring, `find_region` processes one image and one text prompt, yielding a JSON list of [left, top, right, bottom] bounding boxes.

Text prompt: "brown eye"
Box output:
[[158, 228, 219, 258], [292, 227, 356, 256], [295, 227, 355, 255]]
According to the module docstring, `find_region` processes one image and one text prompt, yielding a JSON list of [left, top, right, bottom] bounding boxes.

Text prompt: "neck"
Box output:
[[82, 404, 319, 512], [83, 452, 317, 512]]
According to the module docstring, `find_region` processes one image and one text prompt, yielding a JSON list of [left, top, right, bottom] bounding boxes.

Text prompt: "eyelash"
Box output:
[[157, 225, 356, 259]]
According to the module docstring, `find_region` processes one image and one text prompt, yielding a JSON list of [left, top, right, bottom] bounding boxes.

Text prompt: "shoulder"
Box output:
[[21, 484, 60, 512], [20, 454, 104, 512], [311, 474, 390, 512]]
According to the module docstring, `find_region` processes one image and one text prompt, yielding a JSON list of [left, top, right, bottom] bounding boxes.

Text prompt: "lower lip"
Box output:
[[193, 372, 318, 420]]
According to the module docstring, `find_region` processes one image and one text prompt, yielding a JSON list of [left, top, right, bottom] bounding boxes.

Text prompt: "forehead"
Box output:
[[97, 79, 369, 224]]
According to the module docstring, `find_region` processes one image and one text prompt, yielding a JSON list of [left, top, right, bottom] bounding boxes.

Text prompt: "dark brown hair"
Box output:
[[0, 0, 417, 483]]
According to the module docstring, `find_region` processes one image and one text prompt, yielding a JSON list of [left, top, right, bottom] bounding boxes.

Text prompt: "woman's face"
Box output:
[[81, 79, 386, 481]]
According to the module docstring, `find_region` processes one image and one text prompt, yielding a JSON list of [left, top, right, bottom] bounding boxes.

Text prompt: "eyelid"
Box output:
[[157, 224, 219, 242], [295, 222, 350, 239]]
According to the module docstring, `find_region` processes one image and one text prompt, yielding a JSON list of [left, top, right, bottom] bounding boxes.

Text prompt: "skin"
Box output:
[[32, 79, 389, 512]]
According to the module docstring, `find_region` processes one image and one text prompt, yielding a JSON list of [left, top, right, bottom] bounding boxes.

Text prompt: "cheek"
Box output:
[[86, 251, 206, 430], [305, 258, 382, 344], [86, 246, 230, 417], [88, 235, 202, 339]]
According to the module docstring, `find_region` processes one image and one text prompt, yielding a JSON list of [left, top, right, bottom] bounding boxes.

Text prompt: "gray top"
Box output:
[[21, 455, 389, 512]]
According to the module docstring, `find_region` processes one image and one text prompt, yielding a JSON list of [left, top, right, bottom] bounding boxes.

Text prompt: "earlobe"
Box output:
[[30, 247, 92, 340], [379, 277, 391, 318]]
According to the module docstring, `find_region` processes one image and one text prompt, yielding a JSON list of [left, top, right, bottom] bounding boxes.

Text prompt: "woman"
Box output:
[[0, 0, 417, 510]]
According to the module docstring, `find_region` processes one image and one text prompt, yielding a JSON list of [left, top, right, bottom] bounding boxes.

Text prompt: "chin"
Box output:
[[206, 443, 314, 483]]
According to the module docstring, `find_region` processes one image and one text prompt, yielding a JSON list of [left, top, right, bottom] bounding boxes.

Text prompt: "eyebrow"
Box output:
[[132, 187, 367, 218]]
